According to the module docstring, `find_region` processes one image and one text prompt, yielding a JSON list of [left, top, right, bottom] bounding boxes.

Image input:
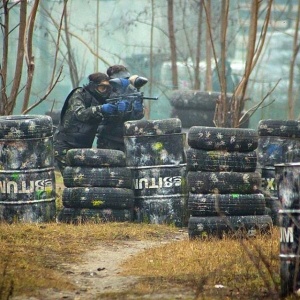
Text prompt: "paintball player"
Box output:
[[53, 72, 117, 174], [96, 65, 145, 151]]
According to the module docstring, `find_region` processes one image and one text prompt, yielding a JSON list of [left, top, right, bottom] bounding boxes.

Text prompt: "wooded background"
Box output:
[[1, 0, 299, 128]]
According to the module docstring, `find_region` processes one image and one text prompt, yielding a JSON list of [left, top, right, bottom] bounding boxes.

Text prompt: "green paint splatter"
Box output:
[[152, 142, 164, 151], [12, 173, 19, 180], [92, 199, 104, 207]]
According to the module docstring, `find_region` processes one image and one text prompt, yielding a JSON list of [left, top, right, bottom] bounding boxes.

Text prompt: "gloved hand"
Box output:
[[101, 103, 117, 115], [117, 100, 130, 112], [133, 100, 143, 112]]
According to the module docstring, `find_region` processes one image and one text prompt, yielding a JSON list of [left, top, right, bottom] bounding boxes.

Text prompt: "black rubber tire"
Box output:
[[124, 133, 186, 167], [186, 148, 257, 172], [169, 90, 233, 110], [63, 166, 132, 188], [0, 115, 53, 139], [256, 136, 300, 167], [188, 193, 266, 216], [171, 107, 215, 128], [0, 136, 54, 170], [62, 187, 134, 209], [187, 171, 261, 194], [188, 126, 258, 151], [188, 215, 273, 239], [66, 148, 126, 167], [57, 207, 133, 223], [258, 119, 300, 137], [285, 149, 300, 163], [124, 118, 182, 136]]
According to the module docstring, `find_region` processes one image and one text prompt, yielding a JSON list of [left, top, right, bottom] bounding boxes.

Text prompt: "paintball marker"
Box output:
[[105, 75, 158, 117]]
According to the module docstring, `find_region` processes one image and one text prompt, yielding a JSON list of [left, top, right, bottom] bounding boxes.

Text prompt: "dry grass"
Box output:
[[0, 222, 294, 299], [0, 222, 179, 299], [122, 229, 282, 299]]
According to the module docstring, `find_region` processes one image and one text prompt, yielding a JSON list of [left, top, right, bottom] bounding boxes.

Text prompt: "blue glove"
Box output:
[[133, 100, 143, 112], [117, 100, 130, 112], [101, 103, 117, 115]]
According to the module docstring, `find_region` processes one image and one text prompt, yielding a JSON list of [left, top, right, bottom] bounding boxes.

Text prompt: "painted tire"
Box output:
[[62, 187, 134, 209], [66, 148, 126, 167], [187, 171, 261, 194], [188, 215, 273, 239], [188, 193, 266, 216], [258, 119, 300, 137], [63, 166, 132, 188], [285, 149, 300, 163], [186, 148, 257, 172], [0, 136, 54, 170], [0, 115, 53, 139], [188, 126, 258, 151], [124, 118, 182, 136], [57, 207, 133, 223], [257, 136, 300, 167], [124, 133, 186, 167], [169, 90, 233, 110], [0, 167, 56, 223]]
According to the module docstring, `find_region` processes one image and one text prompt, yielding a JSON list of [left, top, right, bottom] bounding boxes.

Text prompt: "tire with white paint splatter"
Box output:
[[258, 119, 300, 138], [0, 115, 53, 139], [187, 171, 261, 194], [57, 207, 133, 223], [188, 126, 258, 151], [285, 149, 300, 163], [124, 118, 182, 136], [188, 193, 266, 216], [0, 115, 56, 223], [256, 135, 300, 167], [186, 148, 257, 172], [66, 148, 126, 167], [63, 166, 132, 188], [124, 133, 186, 167], [188, 215, 273, 239], [62, 187, 134, 209]]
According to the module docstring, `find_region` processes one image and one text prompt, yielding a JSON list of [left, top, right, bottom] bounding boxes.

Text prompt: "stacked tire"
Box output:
[[186, 126, 273, 239], [0, 115, 56, 223], [169, 91, 221, 128], [57, 148, 134, 223], [124, 118, 188, 227], [257, 120, 300, 225], [169, 90, 250, 130]]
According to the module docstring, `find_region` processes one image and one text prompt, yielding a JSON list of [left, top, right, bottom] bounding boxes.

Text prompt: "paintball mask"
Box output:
[[88, 72, 112, 98]]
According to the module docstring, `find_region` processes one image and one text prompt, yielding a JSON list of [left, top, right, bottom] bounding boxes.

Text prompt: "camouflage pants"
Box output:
[[53, 141, 70, 175]]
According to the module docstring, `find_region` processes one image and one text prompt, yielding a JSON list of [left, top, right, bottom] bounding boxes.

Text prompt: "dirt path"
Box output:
[[16, 230, 189, 300]]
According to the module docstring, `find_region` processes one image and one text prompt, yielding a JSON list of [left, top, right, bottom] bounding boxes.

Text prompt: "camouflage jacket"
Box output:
[[54, 87, 104, 148]]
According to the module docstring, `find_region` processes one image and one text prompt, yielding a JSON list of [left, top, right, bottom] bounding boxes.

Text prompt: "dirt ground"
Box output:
[[12, 230, 191, 300]]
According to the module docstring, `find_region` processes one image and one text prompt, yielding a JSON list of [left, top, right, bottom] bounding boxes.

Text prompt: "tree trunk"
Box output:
[[7, 1, 27, 114], [194, 1, 203, 90], [167, 0, 178, 89], [288, 0, 300, 120], [22, 0, 40, 113]]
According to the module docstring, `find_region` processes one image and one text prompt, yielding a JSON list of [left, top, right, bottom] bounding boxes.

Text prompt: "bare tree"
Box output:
[[0, 0, 65, 115], [288, 0, 300, 120], [167, 0, 178, 89]]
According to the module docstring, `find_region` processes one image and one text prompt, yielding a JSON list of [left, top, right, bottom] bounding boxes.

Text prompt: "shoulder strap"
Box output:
[[60, 87, 82, 121]]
